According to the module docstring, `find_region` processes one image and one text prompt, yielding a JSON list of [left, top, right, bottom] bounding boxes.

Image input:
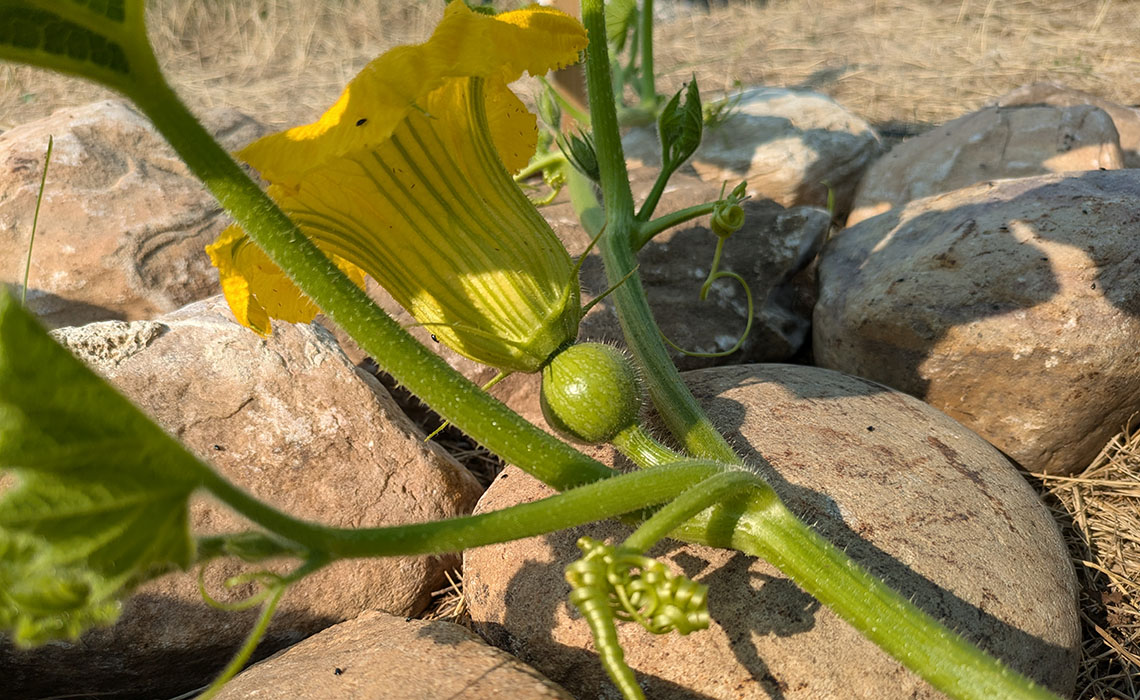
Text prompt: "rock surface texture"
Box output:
[[815, 170, 1140, 475], [0, 100, 268, 328], [2, 296, 482, 699], [848, 103, 1124, 225], [624, 87, 880, 215], [213, 610, 574, 700], [464, 364, 1080, 699], [991, 81, 1140, 168]]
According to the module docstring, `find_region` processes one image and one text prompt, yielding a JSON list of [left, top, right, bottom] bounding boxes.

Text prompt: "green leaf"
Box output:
[[0, 289, 208, 645], [605, 0, 638, 51], [658, 80, 703, 173], [0, 0, 147, 91]]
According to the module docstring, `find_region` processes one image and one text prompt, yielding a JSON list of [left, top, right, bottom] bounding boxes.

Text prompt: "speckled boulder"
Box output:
[[464, 364, 1079, 699], [1, 296, 483, 699], [991, 82, 1140, 168], [623, 86, 880, 216], [213, 610, 574, 700], [0, 100, 269, 328], [816, 169, 1140, 475], [848, 103, 1123, 225]]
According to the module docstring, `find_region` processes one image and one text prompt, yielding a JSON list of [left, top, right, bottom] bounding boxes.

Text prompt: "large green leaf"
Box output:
[[0, 0, 147, 91], [0, 289, 207, 645]]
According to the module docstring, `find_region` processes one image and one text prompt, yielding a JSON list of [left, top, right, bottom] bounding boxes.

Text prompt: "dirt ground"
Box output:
[[3, 1, 1140, 698]]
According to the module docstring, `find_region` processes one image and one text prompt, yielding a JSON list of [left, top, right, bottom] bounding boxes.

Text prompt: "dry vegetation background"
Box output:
[[3, 0, 1140, 697]]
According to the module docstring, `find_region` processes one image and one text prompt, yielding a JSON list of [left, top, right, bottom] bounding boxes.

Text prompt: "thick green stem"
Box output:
[[611, 424, 685, 468], [204, 461, 719, 559], [633, 201, 717, 250], [622, 468, 751, 552], [120, 51, 613, 496], [638, 0, 658, 111], [581, 0, 735, 463], [718, 494, 1061, 700]]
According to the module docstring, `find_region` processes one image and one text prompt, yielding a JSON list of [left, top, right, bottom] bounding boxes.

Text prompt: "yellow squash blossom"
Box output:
[[207, 1, 587, 373]]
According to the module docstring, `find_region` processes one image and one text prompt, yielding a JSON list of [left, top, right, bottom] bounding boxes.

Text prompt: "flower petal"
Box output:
[[205, 225, 365, 336], [238, 2, 586, 184]]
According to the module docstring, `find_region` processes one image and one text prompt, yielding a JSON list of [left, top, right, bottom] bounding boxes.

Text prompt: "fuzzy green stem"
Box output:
[[581, 0, 735, 463], [515, 151, 568, 182], [202, 461, 719, 559], [634, 165, 672, 222], [638, 0, 658, 111], [611, 424, 685, 468], [622, 468, 752, 552], [118, 47, 613, 496], [667, 490, 1061, 700], [633, 201, 717, 250]]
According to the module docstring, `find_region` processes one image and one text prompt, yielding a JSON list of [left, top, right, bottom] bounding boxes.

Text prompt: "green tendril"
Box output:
[[197, 566, 286, 613], [568, 536, 710, 636]]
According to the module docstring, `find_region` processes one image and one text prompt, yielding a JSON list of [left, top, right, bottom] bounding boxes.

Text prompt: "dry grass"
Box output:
[[1033, 420, 1140, 700], [4, 0, 1140, 696]]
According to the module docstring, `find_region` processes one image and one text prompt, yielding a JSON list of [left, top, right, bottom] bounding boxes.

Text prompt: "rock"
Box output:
[[848, 103, 1124, 225], [464, 364, 1080, 699], [814, 169, 1140, 475], [212, 610, 574, 699], [623, 86, 881, 216], [0, 100, 270, 328], [2, 295, 483, 699], [991, 81, 1140, 168]]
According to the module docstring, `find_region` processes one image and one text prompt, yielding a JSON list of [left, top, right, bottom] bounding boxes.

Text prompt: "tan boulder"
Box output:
[[464, 364, 1079, 699], [0, 100, 268, 328], [992, 81, 1140, 168], [815, 169, 1140, 475], [848, 103, 1124, 225], [1, 296, 483, 699], [213, 610, 574, 700], [623, 86, 881, 216]]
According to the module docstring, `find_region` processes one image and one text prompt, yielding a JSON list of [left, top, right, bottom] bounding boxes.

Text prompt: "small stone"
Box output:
[[464, 364, 1079, 699], [212, 610, 574, 700], [0, 100, 270, 328], [623, 86, 881, 216], [991, 82, 1140, 168], [815, 169, 1140, 475], [2, 296, 483, 699], [848, 103, 1124, 225]]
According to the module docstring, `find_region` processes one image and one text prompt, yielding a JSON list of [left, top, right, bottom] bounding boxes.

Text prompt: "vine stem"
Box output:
[[116, 41, 613, 496], [580, 0, 736, 463]]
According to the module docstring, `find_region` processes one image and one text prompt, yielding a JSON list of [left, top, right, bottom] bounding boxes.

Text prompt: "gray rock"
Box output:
[[623, 86, 881, 216], [213, 610, 574, 699], [815, 169, 1140, 475], [991, 81, 1140, 168], [0, 100, 269, 328], [464, 364, 1080, 699], [3, 295, 483, 699], [848, 103, 1124, 225]]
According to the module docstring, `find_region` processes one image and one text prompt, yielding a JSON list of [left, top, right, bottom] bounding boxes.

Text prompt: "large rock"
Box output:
[[0, 100, 268, 328], [991, 82, 1140, 168], [623, 86, 881, 216], [464, 364, 1080, 699], [2, 296, 483, 699], [346, 168, 829, 429], [213, 610, 574, 699], [815, 170, 1140, 475], [848, 103, 1124, 225]]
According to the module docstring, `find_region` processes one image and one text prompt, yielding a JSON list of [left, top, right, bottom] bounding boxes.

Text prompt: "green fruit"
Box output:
[[540, 342, 641, 444]]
